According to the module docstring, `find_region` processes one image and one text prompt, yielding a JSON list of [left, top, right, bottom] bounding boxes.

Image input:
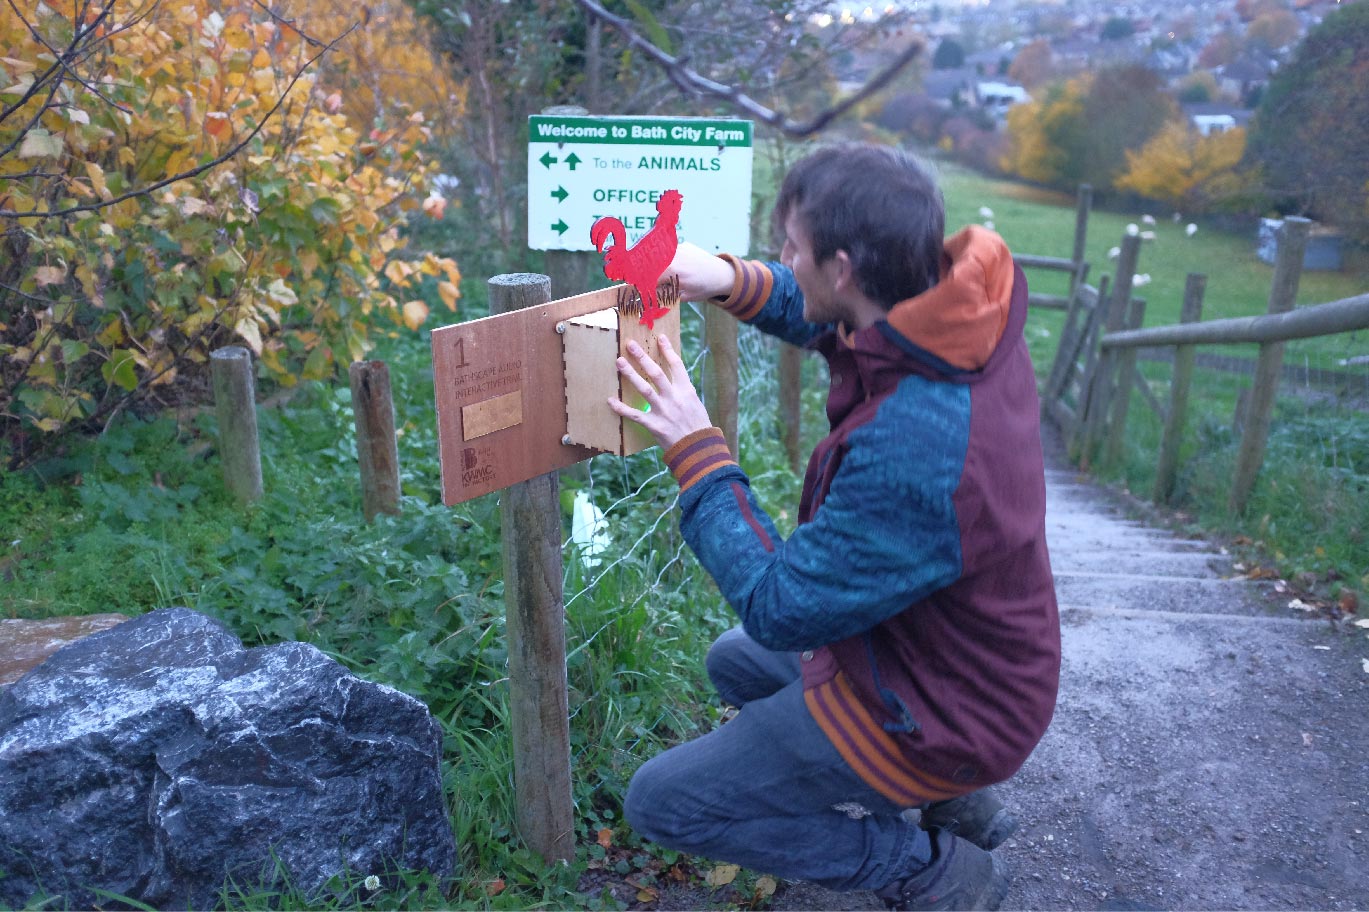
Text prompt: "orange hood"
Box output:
[[884, 225, 1015, 372]]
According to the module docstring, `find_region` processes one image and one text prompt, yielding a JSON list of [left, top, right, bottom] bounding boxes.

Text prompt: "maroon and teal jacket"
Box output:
[[664, 226, 1060, 805]]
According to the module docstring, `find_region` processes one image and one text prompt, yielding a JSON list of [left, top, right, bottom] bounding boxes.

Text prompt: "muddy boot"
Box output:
[[875, 827, 1010, 911], [920, 788, 1018, 851]]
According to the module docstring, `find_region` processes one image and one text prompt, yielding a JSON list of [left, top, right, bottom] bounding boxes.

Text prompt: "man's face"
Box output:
[[780, 210, 844, 325]]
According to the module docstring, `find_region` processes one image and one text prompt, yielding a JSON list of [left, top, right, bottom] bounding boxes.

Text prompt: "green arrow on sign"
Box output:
[[539, 151, 558, 169], [551, 186, 568, 203], [551, 219, 568, 235], [564, 152, 581, 170]]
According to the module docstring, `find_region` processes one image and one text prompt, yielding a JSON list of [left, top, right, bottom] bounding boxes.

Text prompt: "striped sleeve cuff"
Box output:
[[713, 255, 773, 323], [664, 427, 737, 494]]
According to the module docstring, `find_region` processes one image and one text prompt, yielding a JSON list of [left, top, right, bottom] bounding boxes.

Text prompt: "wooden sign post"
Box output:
[[432, 276, 681, 864]]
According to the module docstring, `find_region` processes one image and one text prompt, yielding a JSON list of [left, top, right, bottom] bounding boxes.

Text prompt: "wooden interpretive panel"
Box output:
[[432, 283, 681, 505]]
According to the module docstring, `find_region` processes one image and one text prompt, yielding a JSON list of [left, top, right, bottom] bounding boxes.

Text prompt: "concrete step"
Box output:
[[1053, 572, 1279, 618]]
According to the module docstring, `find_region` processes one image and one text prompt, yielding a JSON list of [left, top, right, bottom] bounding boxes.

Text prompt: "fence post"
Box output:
[[1154, 274, 1206, 503], [487, 272, 574, 864], [1070, 184, 1092, 295], [778, 343, 803, 474], [705, 307, 740, 456], [1229, 218, 1311, 515], [1045, 262, 1091, 402], [210, 346, 263, 504], [1103, 294, 1147, 466], [349, 360, 401, 521], [1079, 234, 1141, 467], [1066, 275, 1109, 454]]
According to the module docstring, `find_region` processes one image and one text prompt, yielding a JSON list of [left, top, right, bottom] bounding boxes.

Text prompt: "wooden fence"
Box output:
[[1040, 216, 1369, 515]]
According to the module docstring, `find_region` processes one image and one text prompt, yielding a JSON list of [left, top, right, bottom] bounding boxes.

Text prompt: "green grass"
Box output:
[[933, 159, 1367, 601]]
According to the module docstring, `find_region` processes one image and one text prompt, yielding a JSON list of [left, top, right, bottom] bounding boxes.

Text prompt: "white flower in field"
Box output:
[[1142, 214, 1156, 225], [1107, 246, 1121, 260], [978, 206, 994, 219], [1140, 230, 1156, 240], [364, 875, 381, 892], [1186, 223, 1198, 237], [1132, 273, 1152, 287], [1126, 223, 1139, 236], [571, 490, 611, 569], [1172, 212, 1183, 223], [983, 220, 995, 230]]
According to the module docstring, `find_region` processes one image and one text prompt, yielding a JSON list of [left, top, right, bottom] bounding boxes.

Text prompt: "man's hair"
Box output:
[[773, 143, 944, 309]]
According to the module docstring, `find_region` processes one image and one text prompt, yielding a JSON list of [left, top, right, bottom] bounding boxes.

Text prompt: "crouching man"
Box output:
[[608, 143, 1060, 911]]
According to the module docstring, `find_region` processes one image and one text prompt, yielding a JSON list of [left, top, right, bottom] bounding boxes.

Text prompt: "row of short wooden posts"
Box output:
[[210, 348, 402, 520]]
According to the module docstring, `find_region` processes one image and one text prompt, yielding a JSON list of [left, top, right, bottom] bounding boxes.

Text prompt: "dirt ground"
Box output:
[[624, 426, 1369, 911]]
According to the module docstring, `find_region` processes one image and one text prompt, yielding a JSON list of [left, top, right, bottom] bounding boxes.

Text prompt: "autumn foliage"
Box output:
[[1114, 122, 1248, 212], [0, 0, 459, 461]]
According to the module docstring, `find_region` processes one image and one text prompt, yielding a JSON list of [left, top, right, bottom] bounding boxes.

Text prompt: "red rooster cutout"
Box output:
[[590, 189, 682, 329]]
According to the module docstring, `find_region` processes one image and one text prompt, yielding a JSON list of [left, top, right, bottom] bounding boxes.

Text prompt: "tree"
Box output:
[[1176, 71, 1222, 104], [1245, 0, 1369, 240], [1115, 121, 1248, 211], [1245, 9, 1300, 52], [933, 39, 965, 69], [1001, 78, 1087, 186], [415, 0, 921, 275], [1002, 66, 1174, 193], [1008, 39, 1055, 88], [1198, 30, 1243, 69], [0, 0, 459, 464], [1078, 65, 1176, 191]]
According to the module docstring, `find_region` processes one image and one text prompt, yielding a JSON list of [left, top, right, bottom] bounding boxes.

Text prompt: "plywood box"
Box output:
[[559, 302, 681, 456]]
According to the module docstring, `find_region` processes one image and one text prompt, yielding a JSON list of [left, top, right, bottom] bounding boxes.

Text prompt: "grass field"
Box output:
[[933, 159, 1367, 602]]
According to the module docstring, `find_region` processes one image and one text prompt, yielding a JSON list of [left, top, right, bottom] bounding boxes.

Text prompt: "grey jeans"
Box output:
[[623, 627, 932, 891]]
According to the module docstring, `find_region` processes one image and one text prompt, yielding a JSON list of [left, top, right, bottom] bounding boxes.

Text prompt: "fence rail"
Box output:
[[1039, 214, 1367, 516]]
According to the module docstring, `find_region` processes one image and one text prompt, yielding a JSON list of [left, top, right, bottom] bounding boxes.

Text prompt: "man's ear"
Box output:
[[830, 249, 856, 291]]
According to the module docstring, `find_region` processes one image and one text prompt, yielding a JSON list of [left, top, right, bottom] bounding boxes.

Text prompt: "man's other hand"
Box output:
[[608, 336, 713, 451]]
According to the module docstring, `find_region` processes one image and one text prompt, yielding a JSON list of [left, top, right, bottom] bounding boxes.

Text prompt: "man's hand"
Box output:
[[666, 241, 736, 303], [608, 336, 713, 451]]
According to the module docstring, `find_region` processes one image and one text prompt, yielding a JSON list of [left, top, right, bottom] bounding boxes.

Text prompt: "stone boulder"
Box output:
[[0, 607, 456, 909]]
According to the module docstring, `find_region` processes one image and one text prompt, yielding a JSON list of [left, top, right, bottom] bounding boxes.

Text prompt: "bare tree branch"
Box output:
[[0, 21, 360, 220], [569, 0, 922, 137], [4, 0, 135, 115]]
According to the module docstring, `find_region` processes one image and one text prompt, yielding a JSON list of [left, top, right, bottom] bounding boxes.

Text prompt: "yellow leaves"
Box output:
[[264, 278, 298, 308], [205, 111, 231, 139], [384, 260, 415, 287], [234, 315, 263, 355], [1, 56, 38, 76], [1116, 121, 1248, 208], [17, 128, 62, 159], [421, 192, 446, 220], [438, 281, 460, 312], [33, 265, 67, 287], [704, 864, 740, 887], [84, 161, 112, 201], [401, 300, 429, 331]]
